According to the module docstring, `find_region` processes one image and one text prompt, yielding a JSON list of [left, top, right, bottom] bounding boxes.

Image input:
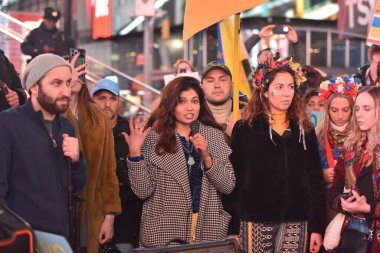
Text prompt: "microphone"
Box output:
[[190, 120, 199, 135], [190, 121, 202, 162]]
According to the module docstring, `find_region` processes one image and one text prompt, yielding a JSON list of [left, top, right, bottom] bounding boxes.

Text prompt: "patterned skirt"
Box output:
[[239, 221, 308, 253]]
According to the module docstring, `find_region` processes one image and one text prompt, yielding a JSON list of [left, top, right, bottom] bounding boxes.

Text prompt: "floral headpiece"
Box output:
[[254, 55, 307, 90], [319, 76, 362, 103]]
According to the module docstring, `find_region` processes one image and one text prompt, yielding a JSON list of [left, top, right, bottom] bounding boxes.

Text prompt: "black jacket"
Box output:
[[0, 100, 87, 237], [0, 49, 26, 112], [113, 115, 143, 246], [21, 23, 75, 59], [225, 114, 325, 235]]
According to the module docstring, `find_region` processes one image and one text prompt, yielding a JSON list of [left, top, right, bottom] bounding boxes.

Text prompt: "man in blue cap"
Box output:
[[91, 79, 143, 253]]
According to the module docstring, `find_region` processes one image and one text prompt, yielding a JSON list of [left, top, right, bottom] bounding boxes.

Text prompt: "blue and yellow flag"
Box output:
[[217, 17, 252, 99]]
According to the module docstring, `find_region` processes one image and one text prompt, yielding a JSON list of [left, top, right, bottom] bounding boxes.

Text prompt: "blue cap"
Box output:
[[91, 79, 119, 96]]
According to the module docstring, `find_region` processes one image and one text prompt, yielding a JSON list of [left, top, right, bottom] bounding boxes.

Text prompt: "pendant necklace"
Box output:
[[188, 155, 195, 166], [182, 140, 195, 166]]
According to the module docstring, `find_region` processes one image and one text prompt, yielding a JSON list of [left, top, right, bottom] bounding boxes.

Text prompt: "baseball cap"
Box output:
[[201, 61, 232, 81], [43, 7, 61, 21], [91, 79, 120, 96]]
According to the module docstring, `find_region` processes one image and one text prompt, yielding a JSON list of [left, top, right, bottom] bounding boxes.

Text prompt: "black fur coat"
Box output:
[[225, 114, 325, 235]]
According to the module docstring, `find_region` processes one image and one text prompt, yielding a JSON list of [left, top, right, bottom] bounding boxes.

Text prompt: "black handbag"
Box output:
[[337, 220, 374, 253], [99, 241, 121, 253]]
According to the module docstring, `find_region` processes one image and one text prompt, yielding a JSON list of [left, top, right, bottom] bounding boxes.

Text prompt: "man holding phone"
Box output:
[[245, 24, 302, 64]]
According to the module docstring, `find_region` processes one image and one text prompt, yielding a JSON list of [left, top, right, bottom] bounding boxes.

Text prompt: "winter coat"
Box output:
[[21, 23, 75, 59], [66, 103, 121, 253], [225, 114, 326, 235], [0, 100, 86, 237], [127, 123, 235, 247]]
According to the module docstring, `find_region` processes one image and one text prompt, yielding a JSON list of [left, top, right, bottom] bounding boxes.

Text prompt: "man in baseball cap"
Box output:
[[21, 7, 75, 59], [91, 79, 120, 125], [43, 7, 61, 21], [92, 79, 143, 252], [201, 61, 232, 81], [200, 61, 238, 136]]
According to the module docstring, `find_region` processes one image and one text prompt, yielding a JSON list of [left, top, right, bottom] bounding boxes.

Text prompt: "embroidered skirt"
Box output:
[[239, 220, 308, 253]]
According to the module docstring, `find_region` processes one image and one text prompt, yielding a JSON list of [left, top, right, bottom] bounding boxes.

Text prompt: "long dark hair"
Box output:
[[154, 76, 221, 155], [78, 82, 98, 125]]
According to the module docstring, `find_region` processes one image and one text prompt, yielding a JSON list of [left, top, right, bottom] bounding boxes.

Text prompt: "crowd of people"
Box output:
[[1, 9, 380, 253]]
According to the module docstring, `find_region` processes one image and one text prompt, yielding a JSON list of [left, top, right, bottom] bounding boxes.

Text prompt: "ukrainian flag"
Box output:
[[367, 14, 380, 45], [217, 17, 252, 98]]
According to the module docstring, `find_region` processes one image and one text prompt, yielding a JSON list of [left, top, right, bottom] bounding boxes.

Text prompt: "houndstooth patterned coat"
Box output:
[[126, 123, 235, 248]]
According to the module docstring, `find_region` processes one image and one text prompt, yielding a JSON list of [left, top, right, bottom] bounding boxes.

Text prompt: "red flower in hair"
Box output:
[[256, 71, 263, 83]]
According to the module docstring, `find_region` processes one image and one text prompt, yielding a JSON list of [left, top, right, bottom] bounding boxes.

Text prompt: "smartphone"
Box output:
[[0, 79, 9, 95], [69, 48, 86, 83], [273, 25, 288, 34], [338, 191, 353, 200]]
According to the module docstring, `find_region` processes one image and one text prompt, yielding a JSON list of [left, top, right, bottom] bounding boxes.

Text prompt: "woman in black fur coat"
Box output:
[[225, 57, 325, 253]]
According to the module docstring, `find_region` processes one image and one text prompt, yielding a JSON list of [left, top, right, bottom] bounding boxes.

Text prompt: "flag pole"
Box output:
[[232, 13, 241, 120]]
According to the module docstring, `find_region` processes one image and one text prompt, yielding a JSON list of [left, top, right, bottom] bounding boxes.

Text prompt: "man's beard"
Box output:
[[37, 87, 70, 115], [207, 97, 230, 106], [103, 109, 117, 121]]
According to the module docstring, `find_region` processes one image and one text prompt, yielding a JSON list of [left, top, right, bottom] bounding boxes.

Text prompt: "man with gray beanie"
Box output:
[[0, 53, 87, 238]]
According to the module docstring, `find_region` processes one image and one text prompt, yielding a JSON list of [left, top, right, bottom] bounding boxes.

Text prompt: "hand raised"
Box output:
[[121, 116, 151, 157], [285, 25, 298, 43], [69, 52, 86, 86], [258, 24, 275, 38]]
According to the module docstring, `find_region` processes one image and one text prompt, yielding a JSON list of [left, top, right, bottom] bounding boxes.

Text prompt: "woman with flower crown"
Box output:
[[224, 57, 325, 253], [316, 77, 361, 224], [326, 86, 380, 252]]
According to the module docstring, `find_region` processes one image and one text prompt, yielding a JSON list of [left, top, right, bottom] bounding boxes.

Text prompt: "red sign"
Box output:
[[92, 0, 112, 39]]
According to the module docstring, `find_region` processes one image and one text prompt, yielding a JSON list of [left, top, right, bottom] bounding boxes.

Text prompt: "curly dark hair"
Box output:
[[153, 76, 222, 155], [242, 67, 313, 132]]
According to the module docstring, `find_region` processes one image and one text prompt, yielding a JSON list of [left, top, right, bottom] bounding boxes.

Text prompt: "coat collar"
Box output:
[[251, 113, 300, 137], [23, 99, 61, 126]]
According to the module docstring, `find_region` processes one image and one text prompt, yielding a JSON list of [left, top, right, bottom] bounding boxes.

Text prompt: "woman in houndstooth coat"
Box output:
[[123, 76, 236, 248]]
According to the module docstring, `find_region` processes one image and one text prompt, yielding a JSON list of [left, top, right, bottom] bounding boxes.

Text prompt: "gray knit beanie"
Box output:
[[23, 53, 71, 90]]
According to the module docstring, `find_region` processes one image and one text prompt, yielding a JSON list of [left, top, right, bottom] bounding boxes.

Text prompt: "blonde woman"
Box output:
[[317, 77, 361, 188], [327, 86, 380, 252]]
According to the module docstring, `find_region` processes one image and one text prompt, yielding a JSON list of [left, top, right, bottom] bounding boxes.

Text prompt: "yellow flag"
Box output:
[[218, 17, 252, 98], [183, 0, 267, 41]]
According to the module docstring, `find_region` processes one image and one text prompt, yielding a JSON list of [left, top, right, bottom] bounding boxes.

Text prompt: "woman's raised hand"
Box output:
[[122, 116, 151, 157]]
